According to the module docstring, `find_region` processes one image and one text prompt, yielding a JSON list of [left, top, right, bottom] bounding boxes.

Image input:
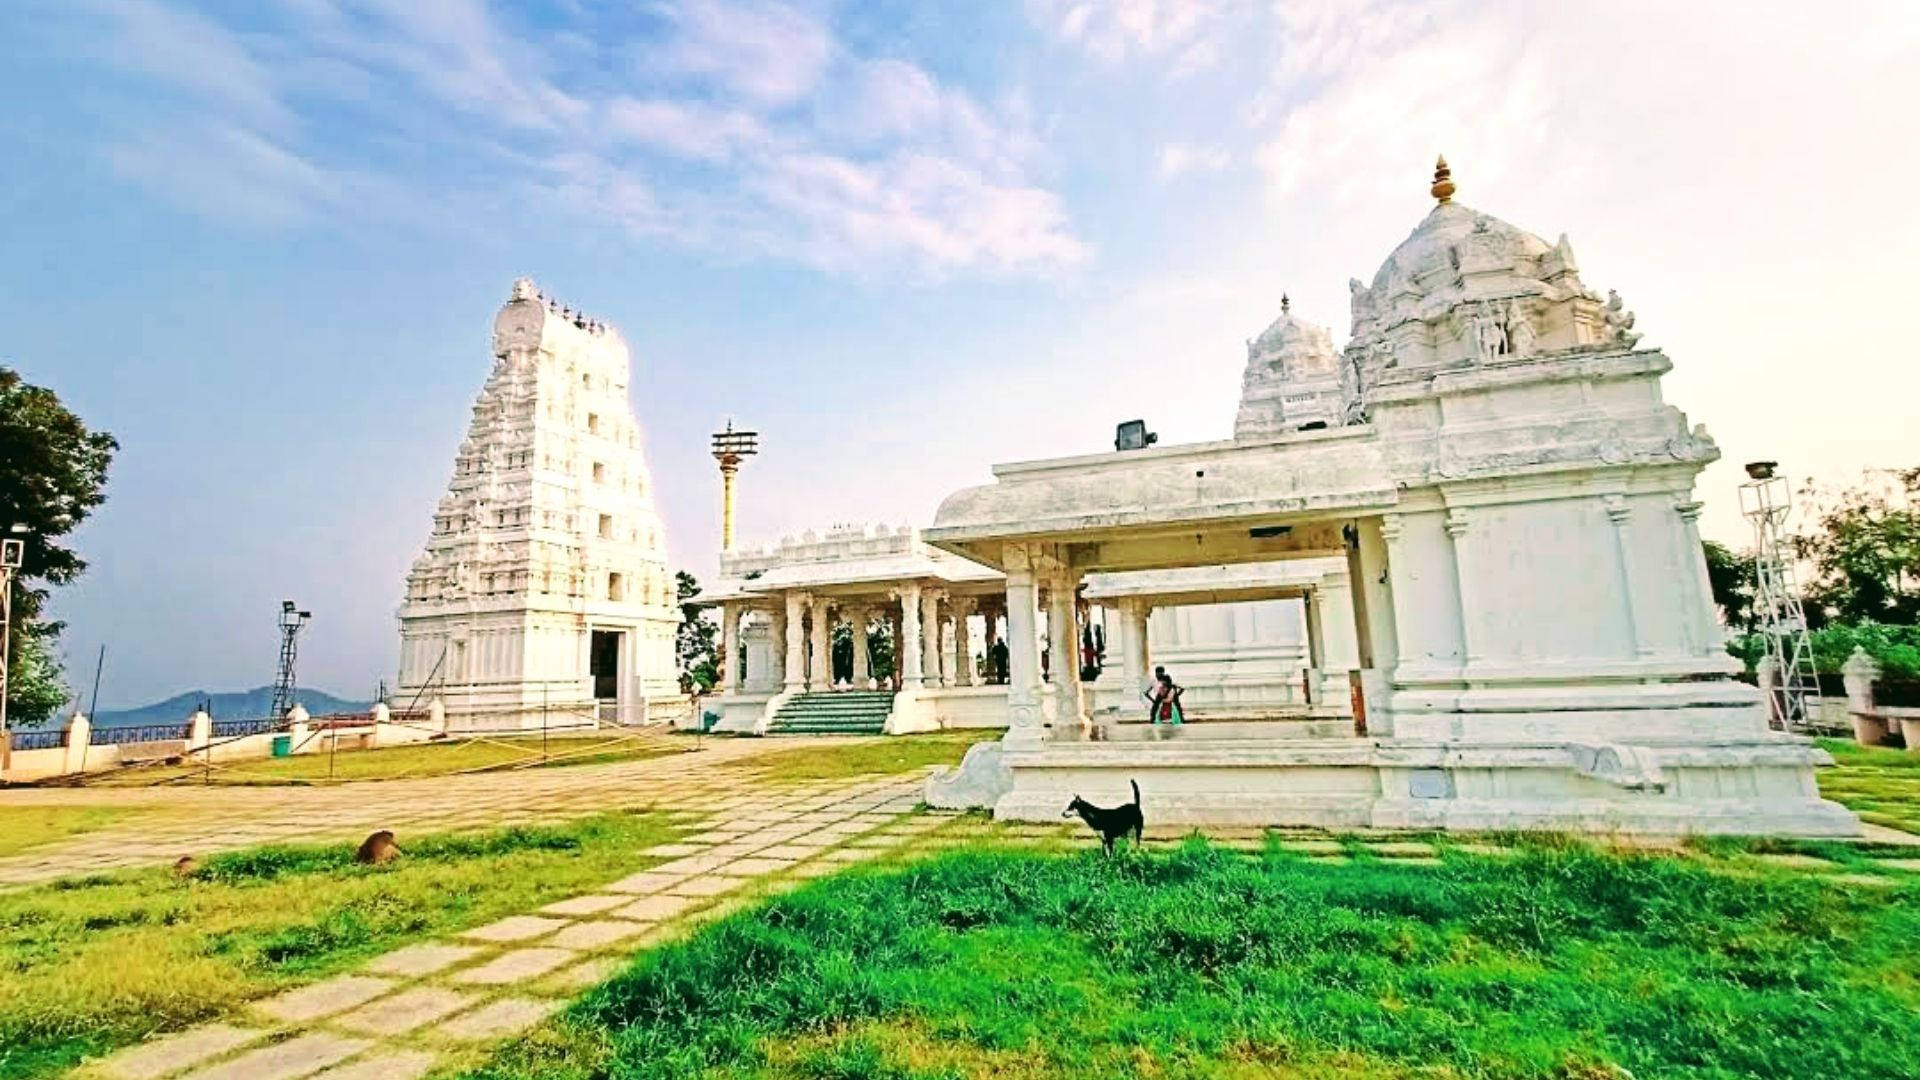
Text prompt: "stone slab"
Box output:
[[332, 986, 475, 1037], [613, 893, 700, 921], [667, 875, 747, 898], [539, 893, 631, 916], [461, 915, 568, 943], [311, 1050, 439, 1080], [434, 997, 560, 1041], [362, 943, 486, 978], [547, 919, 652, 951], [181, 1033, 371, 1080], [715, 857, 797, 876], [94, 1024, 263, 1080], [541, 956, 623, 994], [254, 976, 396, 1024], [605, 870, 689, 894], [453, 947, 576, 985], [755, 843, 831, 859]]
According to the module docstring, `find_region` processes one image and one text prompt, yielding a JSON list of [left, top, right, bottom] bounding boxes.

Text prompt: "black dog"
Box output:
[[1064, 780, 1143, 854]]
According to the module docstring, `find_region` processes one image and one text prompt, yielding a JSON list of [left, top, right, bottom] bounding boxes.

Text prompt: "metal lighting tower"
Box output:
[[0, 527, 26, 764], [710, 420, 759, 550], [1738, 462, 1819, 731], [268, 600, 312, 723]]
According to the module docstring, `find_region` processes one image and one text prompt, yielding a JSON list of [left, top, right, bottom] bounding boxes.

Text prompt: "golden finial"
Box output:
[[1281, 293, 1290, 314], [1431, 155, 1455, 204]]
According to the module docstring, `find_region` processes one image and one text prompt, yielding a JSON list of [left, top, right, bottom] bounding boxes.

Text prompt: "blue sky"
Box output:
[[6, 0, 1917, 708]]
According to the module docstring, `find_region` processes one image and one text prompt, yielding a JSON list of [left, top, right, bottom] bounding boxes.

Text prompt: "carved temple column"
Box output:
[[782, 591, 806, 693], [1118, 597, 1151, 713], [1002, 544, 1044, 744], [1044, 565, 1084, 727], [807, 595, 832, 691], [921, 588, 945, 689], [1303, 589, 1326, 705], [952, 596, 976, 687], [848, 604, 871, 688], [719, 601, 740, 693], [769, 602, 788, 689], [895, 582, 925, 688]]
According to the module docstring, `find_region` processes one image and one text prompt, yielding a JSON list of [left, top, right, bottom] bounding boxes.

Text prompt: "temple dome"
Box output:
[[1345, 157, 1639, 375], [1234, 296, 1344, 438]]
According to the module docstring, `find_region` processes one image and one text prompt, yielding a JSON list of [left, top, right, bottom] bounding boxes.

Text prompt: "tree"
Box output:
[[0, 366, 117, 726], [1794, 468, 1920, 626], [1702, 539, 1756, 632], [674, 571, 719, 692]]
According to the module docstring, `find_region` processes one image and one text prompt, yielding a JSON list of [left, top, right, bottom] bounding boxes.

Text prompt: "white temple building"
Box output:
[[920, 160, 1856, 836], [395, 279, 683, 730]]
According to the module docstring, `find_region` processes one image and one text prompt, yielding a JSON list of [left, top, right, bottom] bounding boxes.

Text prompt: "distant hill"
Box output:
[[93, 686, 373, 729]]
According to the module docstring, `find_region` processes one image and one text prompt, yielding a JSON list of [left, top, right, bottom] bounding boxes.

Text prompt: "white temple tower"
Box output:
[[395, 278, 682, 730]]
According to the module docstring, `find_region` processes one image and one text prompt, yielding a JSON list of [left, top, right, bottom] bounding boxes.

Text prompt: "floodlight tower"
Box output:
[[1738, 462, 1819, 731], [710, 420, 760, 551], [268, 600, 312, 723], [1, 526, 27, 761]]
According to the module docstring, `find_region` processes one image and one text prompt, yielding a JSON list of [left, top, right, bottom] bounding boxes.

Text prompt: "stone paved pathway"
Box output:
[[76, 769, 931, 1080], [0, 732, 820, 890]]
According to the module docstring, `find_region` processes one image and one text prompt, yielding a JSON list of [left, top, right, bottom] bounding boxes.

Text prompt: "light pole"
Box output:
[[710, 420, 759, 551], [1, 526, 27, 768]]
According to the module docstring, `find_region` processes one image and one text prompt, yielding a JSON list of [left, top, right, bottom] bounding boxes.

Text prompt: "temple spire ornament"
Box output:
[[1431, 155, 1455, 204], [1281, 293, 1291, 314]]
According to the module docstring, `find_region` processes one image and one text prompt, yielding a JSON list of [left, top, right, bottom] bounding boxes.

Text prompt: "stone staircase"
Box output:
[[766, 691, 896, 735]]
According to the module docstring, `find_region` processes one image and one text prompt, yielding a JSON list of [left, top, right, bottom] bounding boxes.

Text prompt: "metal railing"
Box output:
[[89, 722, 190, 746], [9, 728, 65, 752], [210, 716, 283, 739]]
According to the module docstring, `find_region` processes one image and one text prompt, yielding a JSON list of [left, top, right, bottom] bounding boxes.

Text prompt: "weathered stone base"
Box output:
[[931, 731, 1861, 837]]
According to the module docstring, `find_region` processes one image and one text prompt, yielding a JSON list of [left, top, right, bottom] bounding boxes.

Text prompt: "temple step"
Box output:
[[767, 691, 896, 735]]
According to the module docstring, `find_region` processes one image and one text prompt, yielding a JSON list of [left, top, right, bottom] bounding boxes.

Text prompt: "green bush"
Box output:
[[1727, 621, 1920, 680]]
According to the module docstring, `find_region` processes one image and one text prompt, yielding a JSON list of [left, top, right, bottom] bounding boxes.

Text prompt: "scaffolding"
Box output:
[[1738, 463, 1819, 731], [268, 600, 312, 723]]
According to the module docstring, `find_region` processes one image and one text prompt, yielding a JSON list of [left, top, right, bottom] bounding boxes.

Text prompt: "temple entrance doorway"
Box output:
[[590, 630, 624, 708]]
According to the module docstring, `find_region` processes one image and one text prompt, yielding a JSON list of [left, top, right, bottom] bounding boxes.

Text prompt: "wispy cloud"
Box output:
[[1031, 0, 1230, 63], [1158, 142, 1231, 179], [55, 0, 1087, 276]]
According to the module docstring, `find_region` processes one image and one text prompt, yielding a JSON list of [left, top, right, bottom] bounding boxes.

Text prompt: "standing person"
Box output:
[[1155, 671, 1185, 725], [990, 638, 1010, 685], [1143, 665, 1168, 722]]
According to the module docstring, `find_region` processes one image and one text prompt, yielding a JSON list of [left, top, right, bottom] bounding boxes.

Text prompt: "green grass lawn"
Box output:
[[0, 810, 679, 1080], [90, 733, 690, 786], [469, 839, 1920, 1080], [1818, 737, 1920, 834], [720, 730, 982, 781]]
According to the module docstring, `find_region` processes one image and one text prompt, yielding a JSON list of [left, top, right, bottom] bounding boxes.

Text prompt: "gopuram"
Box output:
[[917, 160, 1858, 836], [395, 279, 683, 730]]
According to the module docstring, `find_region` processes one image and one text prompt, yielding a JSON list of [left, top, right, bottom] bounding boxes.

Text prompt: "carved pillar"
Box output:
[[770, 602, 789, 689], [849, 604, 871, 688], [1604, 495, 1653, 657], [1303, 589, 1326, 705], [1674, 498, 1722, 657], [896, 582, 925, 688], [1045, 566, 1084, 726], [1002, 545, 1044, 744], [921, 588, 945, 689], [1119, 597, 1151, 713], [952, 597, 976, 687], [808, 595, 832, 691], [782, 591, 806, 692], [719, 601, 740, 693], [1440, 508, 1479, 665]]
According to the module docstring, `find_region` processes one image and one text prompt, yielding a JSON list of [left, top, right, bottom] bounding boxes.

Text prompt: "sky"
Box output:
[[5, 0, 1917, 709]]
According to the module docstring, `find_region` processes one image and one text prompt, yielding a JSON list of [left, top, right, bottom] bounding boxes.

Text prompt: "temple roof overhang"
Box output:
[[925, 426, 1398, 571], [1082, 559, 1348, 606]]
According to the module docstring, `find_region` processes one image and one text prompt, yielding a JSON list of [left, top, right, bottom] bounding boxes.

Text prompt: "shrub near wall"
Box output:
[[1729, 622, 1920, 682]]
